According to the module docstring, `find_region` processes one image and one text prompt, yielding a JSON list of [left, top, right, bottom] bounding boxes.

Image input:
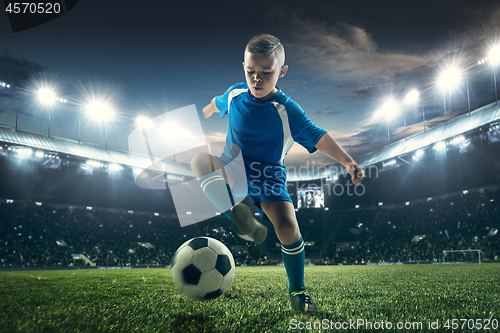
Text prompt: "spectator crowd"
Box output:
[[0, 187, 498, 268]]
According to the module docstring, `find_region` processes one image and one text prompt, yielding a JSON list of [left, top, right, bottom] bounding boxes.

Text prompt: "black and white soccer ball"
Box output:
[[171, 237, 235, 300]]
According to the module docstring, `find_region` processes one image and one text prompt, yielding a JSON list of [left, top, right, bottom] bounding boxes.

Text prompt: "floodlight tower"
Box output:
[[375, 98, 400, 145], [85, 99, 115, 149], [488, 44, 500, 104], [437, 66, 461, 122], [403, 89, 419, 138], [37, 88, 56, 138]]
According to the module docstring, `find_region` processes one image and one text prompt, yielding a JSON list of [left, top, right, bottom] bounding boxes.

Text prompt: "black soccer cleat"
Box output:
[[230, 203, 268, 245], [289, 289, 318, 314]]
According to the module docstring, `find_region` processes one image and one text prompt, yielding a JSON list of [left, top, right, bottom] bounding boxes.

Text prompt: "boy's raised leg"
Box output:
[[191, 152, 267, 244], [191, 152, 234, 220]]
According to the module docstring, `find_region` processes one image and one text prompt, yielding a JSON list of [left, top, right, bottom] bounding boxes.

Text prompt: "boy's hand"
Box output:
[[346, 163, 364, 186], [203, 98, 220, 118], [203, 104, 215, 118]]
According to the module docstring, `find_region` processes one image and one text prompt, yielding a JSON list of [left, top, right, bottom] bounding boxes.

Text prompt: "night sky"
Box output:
[[0, 0, 499, 168]]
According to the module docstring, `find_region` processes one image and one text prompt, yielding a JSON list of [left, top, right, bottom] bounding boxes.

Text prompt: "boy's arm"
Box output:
[[315, 133, 364, 185], [202, 97, 221, 118]]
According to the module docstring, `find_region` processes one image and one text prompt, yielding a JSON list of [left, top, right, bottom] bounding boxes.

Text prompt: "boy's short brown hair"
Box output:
[[245, 34, 285, 66]]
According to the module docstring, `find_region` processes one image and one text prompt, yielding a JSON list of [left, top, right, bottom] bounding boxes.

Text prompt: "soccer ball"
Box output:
[[171, 237, 235, 300]]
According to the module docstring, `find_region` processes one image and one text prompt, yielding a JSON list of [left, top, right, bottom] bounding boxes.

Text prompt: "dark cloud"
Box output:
[[0, 52, 46, 92], [0, 52, 71, 102]]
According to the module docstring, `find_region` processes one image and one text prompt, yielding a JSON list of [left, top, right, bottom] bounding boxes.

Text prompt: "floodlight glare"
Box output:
[[434, 142, 446, 150], [38, 88, 56, 105], [376, 98, 400, 120], [404, 89, 419, 105], [162, 120, 184, 137], [451, 135, 465, 145], [1, 82, 5, 87], [86, 160, 101, 167], [135, 115, 151, 128], [108, 163, 121, 171], [437, 66, 462, 92], [85, 99, 114, 122], [488, 44, 500, 66], [18, 148, 33, 157]]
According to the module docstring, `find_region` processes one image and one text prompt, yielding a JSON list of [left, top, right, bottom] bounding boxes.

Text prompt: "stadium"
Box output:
[[1, 74, 500, 332], [1, 2, 500, 333]]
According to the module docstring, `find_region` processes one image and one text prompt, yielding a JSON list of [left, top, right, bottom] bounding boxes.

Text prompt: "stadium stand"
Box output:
[[0, 186, 498, 268]]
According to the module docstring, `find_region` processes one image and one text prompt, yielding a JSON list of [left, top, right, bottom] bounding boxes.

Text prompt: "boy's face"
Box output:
[[243, 50, 287, 101]]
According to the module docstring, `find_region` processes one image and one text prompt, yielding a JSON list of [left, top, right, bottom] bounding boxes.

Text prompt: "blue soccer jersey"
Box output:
[[213, 83, 326, 213], [215, 82, 326, 168]]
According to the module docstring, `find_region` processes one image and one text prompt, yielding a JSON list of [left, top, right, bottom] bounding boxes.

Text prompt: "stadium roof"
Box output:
[[288, 101, 500, 181], [1, 101, 499, 181], [0, 125, 193, 177]]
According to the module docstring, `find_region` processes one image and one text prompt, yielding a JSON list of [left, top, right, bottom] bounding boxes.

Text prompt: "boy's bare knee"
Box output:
[[278, 220, 296, 233], [191, 152, 216, 177], [274, 220, 299, 239]]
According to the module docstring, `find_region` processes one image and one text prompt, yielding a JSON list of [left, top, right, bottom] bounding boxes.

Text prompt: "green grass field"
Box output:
[[0, 264, 499, 332]]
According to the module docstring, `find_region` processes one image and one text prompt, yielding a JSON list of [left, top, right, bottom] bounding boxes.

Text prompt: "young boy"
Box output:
[[191, 34, 364, 313]]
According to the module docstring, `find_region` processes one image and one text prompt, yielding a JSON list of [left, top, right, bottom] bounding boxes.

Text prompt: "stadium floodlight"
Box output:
[[85, 99, 115, 149], [38, 88, 56, 106], [450, 135, 465, 145], [437, 66, 462, 92], [108, 163, 121, 172], [413, 149, 424, 161], [437, 65, 462, 122], [434, 141, 446, 151], [38, 87, 58, 138], [488, 44, 500, 103], [375, 98, 400, 145], [85, 99, 114, 122], [18, 148, 33, 158], [404, 89, 419, 105], [376, 98, 400, 120], [403, 89, 420, 139], [86, 160, 102, 168], [488, 44, 500, 66]]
